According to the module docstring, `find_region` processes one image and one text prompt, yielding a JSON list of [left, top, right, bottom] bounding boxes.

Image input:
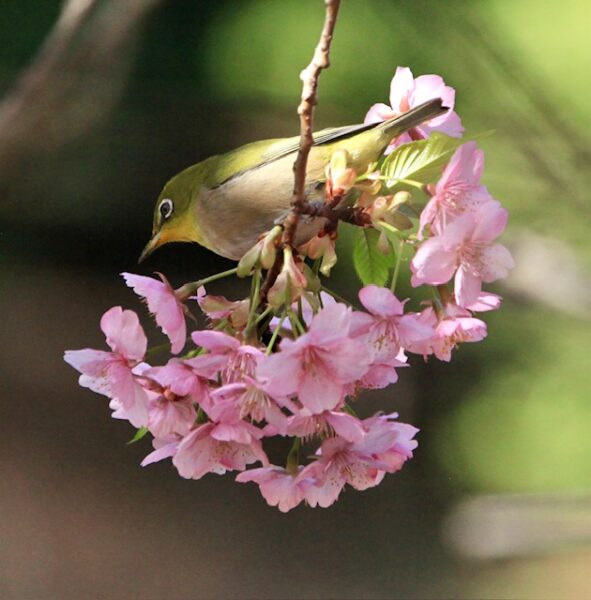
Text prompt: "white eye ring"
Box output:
[[159, 198, 174, 221]]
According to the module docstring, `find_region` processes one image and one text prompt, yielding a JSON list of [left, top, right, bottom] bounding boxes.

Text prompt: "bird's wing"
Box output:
[[209, 123, 372, 189], [260, 122, 374, 164]]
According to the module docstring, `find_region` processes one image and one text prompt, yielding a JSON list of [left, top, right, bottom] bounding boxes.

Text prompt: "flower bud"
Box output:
[[301, 233, 338, 276], [267, 247, 307, 308], [260, 226, 282, 270], [377, 231, 392, 255], [237, 226, 282, 276], [325, 149, 357, 199], [367, 192, 413, 231]]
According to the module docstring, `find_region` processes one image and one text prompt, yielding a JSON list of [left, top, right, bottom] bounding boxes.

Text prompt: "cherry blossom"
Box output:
[[211, 377, 291, 435], [350, 285, 433, 388], [286, 408, 365, 442], [236, 466, 312, 513], [405, 305, 487, 362], [172, 422, 268, 480], [64, 307, 150, 427], [301, 414, 418, 507], [191, 330, 262, 383], [419, 142, 494, 238], [257, 303, 371, 414], [411, 201, 514, 306], [364, 66, 463, 149]]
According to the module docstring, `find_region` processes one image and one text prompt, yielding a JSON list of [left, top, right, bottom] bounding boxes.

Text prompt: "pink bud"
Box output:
[[267, 247, 307, 308]]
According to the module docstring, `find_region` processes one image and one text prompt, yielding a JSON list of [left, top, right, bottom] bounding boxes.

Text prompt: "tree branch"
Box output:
[[260, 0, 341, 301], [282, 0, 341, 248], [0, 0, 165, 182]]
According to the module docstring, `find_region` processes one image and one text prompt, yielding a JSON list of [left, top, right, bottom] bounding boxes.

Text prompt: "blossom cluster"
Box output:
[[65, 67, 513, 511]]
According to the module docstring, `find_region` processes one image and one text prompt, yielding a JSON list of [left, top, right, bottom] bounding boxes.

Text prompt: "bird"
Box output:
[[139, 98, 446, 262]]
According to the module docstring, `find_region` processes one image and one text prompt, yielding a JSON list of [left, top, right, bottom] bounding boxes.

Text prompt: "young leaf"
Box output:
[[380, 133, 467, 189], [353, 228, 395, 286], [127, 426, 149, 445]]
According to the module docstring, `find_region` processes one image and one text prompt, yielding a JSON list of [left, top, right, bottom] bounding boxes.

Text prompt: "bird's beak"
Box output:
[[138, 232, 162, 264]]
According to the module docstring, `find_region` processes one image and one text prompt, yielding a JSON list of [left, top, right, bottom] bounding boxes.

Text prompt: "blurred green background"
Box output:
[[1, 1, 589, 598]]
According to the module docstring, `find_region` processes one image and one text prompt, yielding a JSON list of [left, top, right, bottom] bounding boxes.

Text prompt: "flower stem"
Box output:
[[320, 285, 351, 306], [288, 309, 306, 336], [177, 267, 238, 298], [429, 286, 444, 317], [286, 437, 301, 474], [244, 269, 262, 338], [266, 314, 286, 355], [389, 238, 405, 294], [254, 306, 273, 325], [145, 342, 170, 358]]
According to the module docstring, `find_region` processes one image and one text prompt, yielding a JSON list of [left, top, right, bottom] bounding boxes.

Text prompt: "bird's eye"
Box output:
[[159, 198, 174, 221]]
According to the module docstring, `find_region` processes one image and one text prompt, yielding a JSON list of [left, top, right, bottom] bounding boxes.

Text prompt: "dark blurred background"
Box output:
[[1, 1, 590, 598]]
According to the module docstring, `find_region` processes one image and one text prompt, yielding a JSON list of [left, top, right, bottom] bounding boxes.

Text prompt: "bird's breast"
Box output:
[[193, 155, 326, 260]]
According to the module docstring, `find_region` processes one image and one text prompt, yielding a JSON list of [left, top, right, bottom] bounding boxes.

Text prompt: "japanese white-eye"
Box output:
[[140, 98, 445, 262]]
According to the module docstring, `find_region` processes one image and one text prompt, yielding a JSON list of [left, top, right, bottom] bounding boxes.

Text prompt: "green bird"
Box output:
[[140, 98, 445, 262]]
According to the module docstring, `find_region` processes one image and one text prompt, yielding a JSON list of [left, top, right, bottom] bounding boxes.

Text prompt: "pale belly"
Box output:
[[194, 154, 327, 260]]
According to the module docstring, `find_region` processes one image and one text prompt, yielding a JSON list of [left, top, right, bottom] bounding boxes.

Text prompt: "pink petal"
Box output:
[[141, 439, 179, 466], [64, 348, 112, 376], [397, 313, 435, 345], [301, 463, 345, 508], [418, 196, 439, 239], [389, 66, 415, 111], [363, 103, 396, 125], [358, 285, 405, 317], [455, 264, 482, 308], [299, 371, 343, 414], [325, 412, 365, 443], [100, 306, 147, 361], [472, 201, 508, 242], [121, 272, 188, 354], [191, 329, 241, 353], [411, 74, 454, 108], [478, 243, 514, 282], [437, 142, 482, 191], [321, 341, 372, 384], [411, 237, 458, 286], [411, 74, 464, 136], [308, 303, 352, 344], [256, 351, 302, 398], [466, 292, 502, 312]]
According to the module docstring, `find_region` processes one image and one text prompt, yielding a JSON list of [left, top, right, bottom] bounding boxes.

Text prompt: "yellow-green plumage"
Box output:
[[141, 98, 445, 261]]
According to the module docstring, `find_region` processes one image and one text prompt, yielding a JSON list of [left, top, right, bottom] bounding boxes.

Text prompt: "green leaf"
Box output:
[[352, 228, 394, 286], [380, 132, 468, 189], [126, 426, 149, 445]]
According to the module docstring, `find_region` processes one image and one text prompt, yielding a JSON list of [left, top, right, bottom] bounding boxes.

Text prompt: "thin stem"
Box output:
[[389, 238, 405, 294], [145, 342, 170, 358], [343, 403, 358, 417], [320, 285, 351, 307], [378, 176, 425, 190], [429, 286, 444, 318], [176, 267, 238, 298], [285, 437, 301, 474], [254, 306, 273, 325], [244, 268, 262, 337], [288, 309, 306, 336], [266, 314, 286, 355]]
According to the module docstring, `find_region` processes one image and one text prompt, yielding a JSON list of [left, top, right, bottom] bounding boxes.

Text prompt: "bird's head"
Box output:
[[139, 164, 207, 263]]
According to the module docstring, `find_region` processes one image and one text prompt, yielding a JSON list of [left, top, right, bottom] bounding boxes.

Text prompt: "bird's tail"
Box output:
[[378, 97, 447, 140]]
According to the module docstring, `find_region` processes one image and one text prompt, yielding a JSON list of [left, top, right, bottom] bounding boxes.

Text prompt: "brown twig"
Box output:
[[282, 0, 341, 248], [0, 0, 164, 182], [260, 0, 341, 299]]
